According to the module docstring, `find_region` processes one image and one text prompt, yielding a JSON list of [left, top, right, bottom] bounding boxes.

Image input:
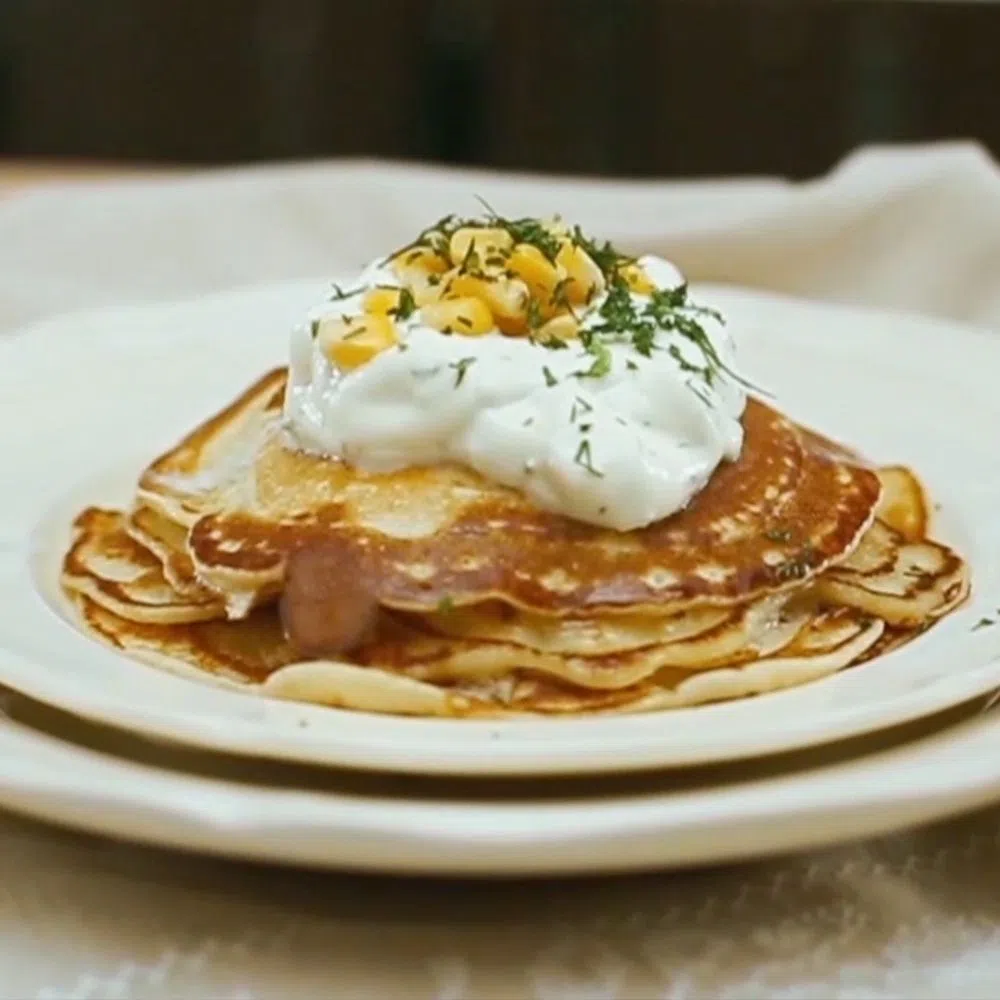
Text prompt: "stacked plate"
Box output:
[[3, 280, 1000, 877]]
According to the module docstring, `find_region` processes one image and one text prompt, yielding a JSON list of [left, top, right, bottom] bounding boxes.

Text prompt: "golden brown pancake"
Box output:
[[185, 393, 882, 616], [62, 508, 222, 624], [72, 593, 293, 686], [125, 503, 215, 600], [58, 372, 969, 719], [136, 367, 287, 530], [815, 519, 968, 627], [67, 591, 885, 717]]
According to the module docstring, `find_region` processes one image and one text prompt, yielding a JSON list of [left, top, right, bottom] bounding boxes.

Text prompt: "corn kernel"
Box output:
[[555, 241, 605, 305], [390, 247, 447, 305], [363, 286, 405, 316], [391, 243, 451, 307], [620, 262, 656, 295], [421, 296, 494, 336], [506, 243, 564, 308], [390, 244, 449, 278], [446, 272, 531, 335], [448, 227, 514, 269], [405, 270, 449, 307], [536, 312, 579, 343], [318, 314, 399, 371]]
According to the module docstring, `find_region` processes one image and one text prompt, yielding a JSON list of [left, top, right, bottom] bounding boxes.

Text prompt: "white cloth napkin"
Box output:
[[5, 142, 1000, 999]]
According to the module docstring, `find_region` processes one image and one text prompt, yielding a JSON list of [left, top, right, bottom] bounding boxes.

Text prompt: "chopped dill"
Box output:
[[390, 286, 417, 321], [569, 395, 593, 422], [577, 340, 612, 379], [450, 356, 476, 387], [526, 298, 544, 331], [330, 283, 363, 301], [574, 439, 604, 477]]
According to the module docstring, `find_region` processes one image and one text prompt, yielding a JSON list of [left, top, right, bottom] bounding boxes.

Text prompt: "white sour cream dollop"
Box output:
[[284, 254, 747, 531]]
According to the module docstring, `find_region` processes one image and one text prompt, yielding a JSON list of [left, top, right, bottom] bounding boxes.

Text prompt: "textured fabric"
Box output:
[[5, 142, 1000, 998]]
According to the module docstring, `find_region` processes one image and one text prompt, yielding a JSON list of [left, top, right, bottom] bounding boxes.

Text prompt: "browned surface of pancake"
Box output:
[[62, 507, 223, 623], [125, 503, 213, 599], [136, 367, 287, 528], [188, 397, 882, 615], [815, 519, 968, 627], [73, 594, 294, 684]]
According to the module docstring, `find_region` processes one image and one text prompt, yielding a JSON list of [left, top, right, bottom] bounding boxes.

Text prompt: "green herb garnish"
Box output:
[[574, 439, 604, 477], [570, 395, 593, 422], [390, 286, 417, 321], [526, 298, 544, 331], [330, 283, 363, 301], [450, 357, 476, 387], [550, 276, 573, 311], [577, 340, 612, 379]]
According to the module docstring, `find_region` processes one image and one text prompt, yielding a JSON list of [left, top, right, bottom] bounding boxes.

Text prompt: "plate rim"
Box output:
[[0, 692, 998, 876]]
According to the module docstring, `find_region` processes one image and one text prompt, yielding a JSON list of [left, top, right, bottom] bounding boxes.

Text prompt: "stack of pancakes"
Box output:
[[61, 370, 970, 717]]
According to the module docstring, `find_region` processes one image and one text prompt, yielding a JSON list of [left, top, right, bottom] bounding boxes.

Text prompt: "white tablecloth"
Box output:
[[5, 142, 1000, 999]]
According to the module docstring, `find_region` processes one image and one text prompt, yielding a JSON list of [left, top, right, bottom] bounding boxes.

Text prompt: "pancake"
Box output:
[[58, 505, 920, 717], [125, 502, 215, 600], [135, 367, 287, 530], [67, 589, 883, 718], [815, 519, 969, 627], [263, 604, 883, 715], [417, 599, 733, 656], [57, 435, 965, 719], [873, 465, 929, 543], [185, 391, 882, 616], [61, 508, 222, 624], [353, 592, 813, 691], [72, 593, 293, 686]]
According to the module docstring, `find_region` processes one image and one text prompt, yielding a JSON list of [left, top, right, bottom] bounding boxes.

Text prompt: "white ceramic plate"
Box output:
[[3, 280, 1000, 776], [0, 690, 998, 876]]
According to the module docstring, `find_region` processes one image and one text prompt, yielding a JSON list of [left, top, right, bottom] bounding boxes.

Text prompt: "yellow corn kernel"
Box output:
[[392, 245, 450, 307], [446, 272, 531, 335], [363, 286, 405, 316], [318, 314, 399, 371], [405, 270, 449, 307], [555, 241, 605, 305], [536, 312, 579, 343], [448, 227, 514, 268], [420, 296, 494, 336], [390, 244, 449, 278], [505, 243, 564, 307], [620, 262, 656, 295], [391, 264, 448, 308]]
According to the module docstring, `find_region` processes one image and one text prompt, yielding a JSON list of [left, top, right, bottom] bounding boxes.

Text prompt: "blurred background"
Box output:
[[0, 0, 997, 179]]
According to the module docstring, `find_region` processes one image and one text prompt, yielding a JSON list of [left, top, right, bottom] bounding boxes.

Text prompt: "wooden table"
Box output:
[[0, 161, 166, 192]]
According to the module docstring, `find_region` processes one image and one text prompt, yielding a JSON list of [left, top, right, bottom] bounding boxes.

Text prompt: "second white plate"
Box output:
[[0, 690, 996, 876]]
